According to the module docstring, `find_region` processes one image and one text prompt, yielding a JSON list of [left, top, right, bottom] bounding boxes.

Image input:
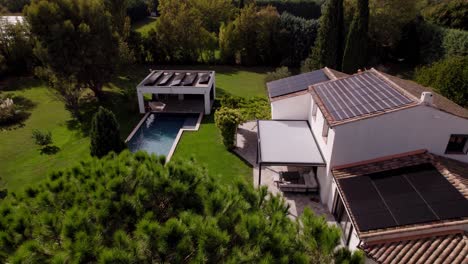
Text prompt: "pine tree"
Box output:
[[308, 0, 344, 70], [342, 0, 369, 74], [90, 106, 124, 157]]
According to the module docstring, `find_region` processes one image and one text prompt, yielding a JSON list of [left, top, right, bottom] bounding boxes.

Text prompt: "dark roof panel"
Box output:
[[267, 69, 329, 98]]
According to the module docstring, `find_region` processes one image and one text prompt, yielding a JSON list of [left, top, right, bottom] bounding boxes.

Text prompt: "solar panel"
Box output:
[[315, 72, 414, 121], [157, 72, 174, 86], [170, 73, 185, 86], [339, 176, 397, 231], [338, 163, 468, 232], [267, 70, 329, 98], [182, 73, 197, 86], [199, 73, 210, 84], [144, 71, 163, 86]]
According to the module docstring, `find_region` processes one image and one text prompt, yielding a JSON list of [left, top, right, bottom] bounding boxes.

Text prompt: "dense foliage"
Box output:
[[422, 0, 468, 31], [0, 151, 362, 263], [265, 66, 292, 83], [25, 0, 121, 99], [220, 95, 271, 120], [306, 0, 344, 70], [0, 0, 29, 12], [415, 56, 468, 108], [342, 0, 368, 73], [0, 18, 34, 78], [256, 0, 322, 20], [214, 107, 243, 149], [278, 12, 319, 66], [90, 107, 125, 158], [416, 21, 468, 64]]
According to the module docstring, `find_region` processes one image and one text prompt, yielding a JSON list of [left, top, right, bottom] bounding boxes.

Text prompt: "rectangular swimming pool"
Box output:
[[127, 113, 201, 158]]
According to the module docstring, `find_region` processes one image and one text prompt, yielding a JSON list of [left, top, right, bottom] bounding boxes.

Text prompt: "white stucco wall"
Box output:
[[271, 94, 311, 120], [331, 105, 468, 166]]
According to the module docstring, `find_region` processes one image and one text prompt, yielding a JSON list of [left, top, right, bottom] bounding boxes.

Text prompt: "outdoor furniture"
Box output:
[[277, 170, 318, 193], [149, 101, 166, 111]]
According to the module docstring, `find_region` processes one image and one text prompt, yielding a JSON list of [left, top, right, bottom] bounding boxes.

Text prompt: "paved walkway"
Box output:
[[235, 121, 336, 224]]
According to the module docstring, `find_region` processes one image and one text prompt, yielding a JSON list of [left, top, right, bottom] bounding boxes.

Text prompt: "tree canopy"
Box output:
[[342, 0, 369, 73], [25, 0, 120, 99], [90, 106, 125, 157], [0, 151, 363, 263]]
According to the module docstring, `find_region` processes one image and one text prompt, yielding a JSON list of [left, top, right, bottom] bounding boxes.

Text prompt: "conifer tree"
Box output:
[[342, 0, 369, 73], [307, 0, 344, 70], [90, 106, 124, 157]]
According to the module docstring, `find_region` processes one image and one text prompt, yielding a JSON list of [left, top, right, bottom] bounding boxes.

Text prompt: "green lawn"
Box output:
[[0, 65, 269, 192], [132, 17, 157, 36]]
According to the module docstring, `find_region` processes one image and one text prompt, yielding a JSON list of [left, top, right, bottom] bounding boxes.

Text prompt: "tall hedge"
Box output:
[[278, 13, 319, 66], [417, 21, 468, 64], [90, 106, 125, 157], [422, 0, 468, 31]]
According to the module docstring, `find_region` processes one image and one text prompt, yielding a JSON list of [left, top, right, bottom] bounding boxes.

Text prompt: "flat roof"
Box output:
[[138, 70, 214, 89], [266, 69, 329, 98], [257, 120, 325, 165]]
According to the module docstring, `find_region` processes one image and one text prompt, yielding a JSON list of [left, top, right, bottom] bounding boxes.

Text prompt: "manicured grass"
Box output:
[[132, 17, 157, 36], [172, 115, 252, 184], [0, 65, 269, 192], [0, 80, 90, 191]]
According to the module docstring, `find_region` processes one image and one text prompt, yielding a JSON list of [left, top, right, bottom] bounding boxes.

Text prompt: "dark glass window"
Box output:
[[445, 135, 468, 154], [333, 192, 353, 246]]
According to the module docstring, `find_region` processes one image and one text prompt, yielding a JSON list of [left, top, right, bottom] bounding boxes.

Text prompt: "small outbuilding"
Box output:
[[136, 70, 216, 115]]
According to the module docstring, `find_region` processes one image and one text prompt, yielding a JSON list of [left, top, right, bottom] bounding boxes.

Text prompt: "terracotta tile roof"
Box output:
[[332, 150, 468, 237], [378, 70, 468, 119], [361, 231, 468, 264]]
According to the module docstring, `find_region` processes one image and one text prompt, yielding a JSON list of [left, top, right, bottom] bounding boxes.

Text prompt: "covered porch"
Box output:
[[136, 70, 216, 115]]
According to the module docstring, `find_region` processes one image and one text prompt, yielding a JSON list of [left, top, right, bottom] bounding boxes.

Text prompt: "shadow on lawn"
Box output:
[[40, 145, 60, 155], [0, 95, 37, 131]]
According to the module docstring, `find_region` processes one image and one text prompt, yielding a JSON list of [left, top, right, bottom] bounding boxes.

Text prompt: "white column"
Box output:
[[137, 90, 145, 114], [204, 91, 211, 115]]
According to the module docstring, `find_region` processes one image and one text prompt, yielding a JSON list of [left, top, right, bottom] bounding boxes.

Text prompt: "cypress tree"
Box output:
[[90, 106, 124, 157], [342, 0, 369, 74], [309, 0, 344, 70]]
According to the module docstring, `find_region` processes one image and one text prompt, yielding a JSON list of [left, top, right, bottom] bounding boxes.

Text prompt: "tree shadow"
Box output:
[[1, 77, 41, 91], [40, 145, 60, 155], [0, 112, 31, 131]]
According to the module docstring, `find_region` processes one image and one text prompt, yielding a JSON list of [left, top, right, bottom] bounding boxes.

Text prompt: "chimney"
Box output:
[[420, 92, 433, 105]]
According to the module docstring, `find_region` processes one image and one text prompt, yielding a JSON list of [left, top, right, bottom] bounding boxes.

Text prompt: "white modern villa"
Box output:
[[259, 67, 468, 263]]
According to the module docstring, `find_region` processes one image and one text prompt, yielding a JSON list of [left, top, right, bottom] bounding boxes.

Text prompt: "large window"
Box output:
[[332, 192, 353, 246], [445, 135, 468, 154]]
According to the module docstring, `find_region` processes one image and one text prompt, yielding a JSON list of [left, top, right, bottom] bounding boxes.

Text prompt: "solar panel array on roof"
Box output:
[[199, 73, 210, 84], [158, 72, 174, 86], [338, 164, 468, 232], [267, 69, 329, 98], [314, 72, 414, 121], [144, 71, 163, 86]]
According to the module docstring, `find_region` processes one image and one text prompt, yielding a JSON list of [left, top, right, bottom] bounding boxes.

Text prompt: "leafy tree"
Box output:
[[307, 0, 344, 70], [25, 0, 120, 99], [31, 129, 52, 146], [0, 17, 34, 77], [278, 12, 319, 67], [422, 0, 468, 31], [90, 106, 125, 157], [150, 0, 216, 63], [415, 56, 468, 107], [342, 0, 369, 73], [215, 107, 243, 149], [0, 0, 29, 12], [0, 151, 362, 263], [190, 0, 235, 33]]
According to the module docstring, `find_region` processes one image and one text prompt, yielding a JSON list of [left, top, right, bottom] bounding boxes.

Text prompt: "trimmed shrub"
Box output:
[[265, 66, 291, 83], [90, 106, 125, 157], [414, 56, 468, 107], [0, 97, 16, 125], [31, 130, 52, 146], [220, 94, 271, 120], [215, 107, 243, 149]]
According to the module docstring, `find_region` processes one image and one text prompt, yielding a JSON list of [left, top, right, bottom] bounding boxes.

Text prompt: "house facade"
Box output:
[[266, 68, 468, 262]]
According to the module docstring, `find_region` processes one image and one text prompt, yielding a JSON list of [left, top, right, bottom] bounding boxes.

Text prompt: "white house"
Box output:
[[263, 68, 468, 263]]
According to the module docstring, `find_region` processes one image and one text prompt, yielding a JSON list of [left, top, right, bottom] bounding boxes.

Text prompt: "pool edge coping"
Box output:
[[126, 112, 204, 162]]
